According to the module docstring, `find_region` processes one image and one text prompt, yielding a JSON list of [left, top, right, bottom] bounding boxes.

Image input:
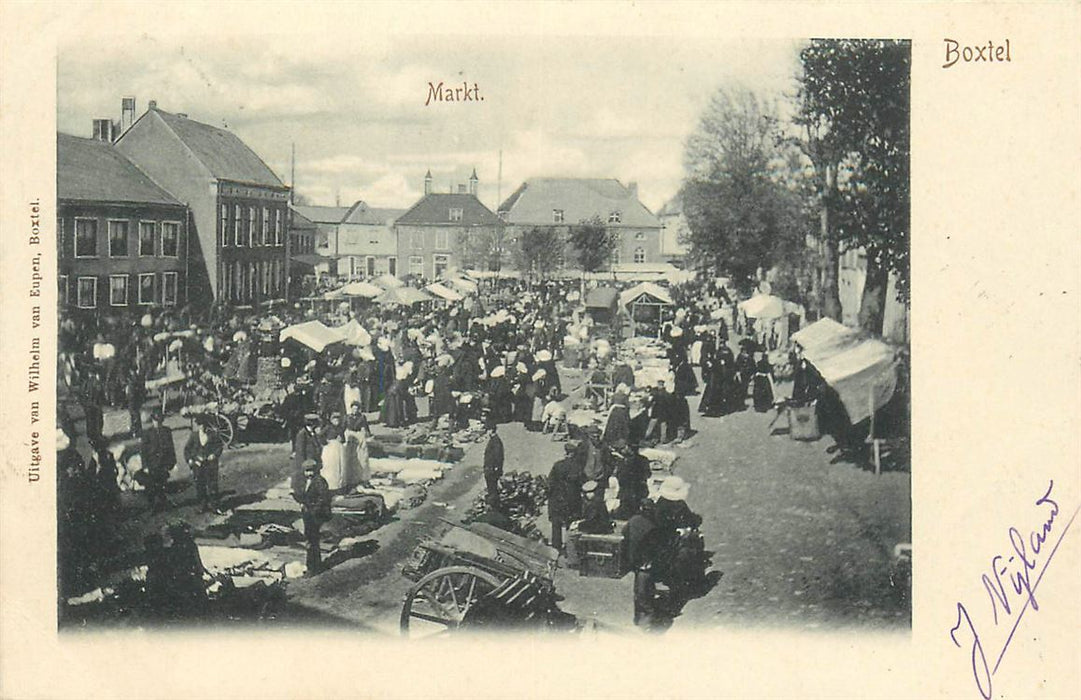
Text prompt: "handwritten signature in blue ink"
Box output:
[[949, 480, 1078, 699]]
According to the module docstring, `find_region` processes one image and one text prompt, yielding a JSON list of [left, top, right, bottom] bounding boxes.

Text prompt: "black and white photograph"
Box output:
[[2, 4, 1080, 699], [53, 34, 912, 635]]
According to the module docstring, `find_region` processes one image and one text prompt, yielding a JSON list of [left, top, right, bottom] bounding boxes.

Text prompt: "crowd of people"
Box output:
[[56, 272, 801, 620]]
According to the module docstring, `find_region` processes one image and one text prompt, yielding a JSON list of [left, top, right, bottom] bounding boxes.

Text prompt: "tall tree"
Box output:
[[681, 88, 803, 294], [512, 226, 563, 282], [568, 215, 617, 273], [795, 39, 910, 333]]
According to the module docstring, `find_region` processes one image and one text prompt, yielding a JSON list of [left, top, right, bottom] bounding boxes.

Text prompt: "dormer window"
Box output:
[[553, 209, 564, 223], [449, 208, 463, 222], [608, 210, 622, 224]]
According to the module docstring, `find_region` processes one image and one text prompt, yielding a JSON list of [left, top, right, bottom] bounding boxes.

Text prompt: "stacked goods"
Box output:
[[252, 356, 284, 396], [462, 471, 549, 541]]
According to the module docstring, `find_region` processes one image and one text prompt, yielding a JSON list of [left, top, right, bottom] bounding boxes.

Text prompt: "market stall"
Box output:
[[426, 282, 464, 304], [791, 318, 901, 426], [372, 273, 404, 289], [584, 286, 620, 327], [378, 286, 433, 307], [279, 320, 346, 353], [619, 281, 674, 338]]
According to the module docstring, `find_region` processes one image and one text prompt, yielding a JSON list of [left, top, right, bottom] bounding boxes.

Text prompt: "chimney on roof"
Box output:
[[177, 113, 188, 119], [424, 170, 433, 195], [120, 97, 135, 134], [92, 118, 115, 143], [457, 184, 467, 194], [469, 168, 479, 196], [148, 100, 157, 111], [627, 181, 638, 199]]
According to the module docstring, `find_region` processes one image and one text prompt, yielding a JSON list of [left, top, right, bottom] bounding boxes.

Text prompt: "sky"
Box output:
[[58, 34, 804, 213]]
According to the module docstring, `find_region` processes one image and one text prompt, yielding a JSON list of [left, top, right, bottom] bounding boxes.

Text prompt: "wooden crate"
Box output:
[[568, 529, 627, 579], [788, 403, 820, 441]]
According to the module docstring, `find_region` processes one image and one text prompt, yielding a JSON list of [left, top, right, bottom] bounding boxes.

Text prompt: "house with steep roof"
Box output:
[[57, 132, 190, 310], [394, 171, 502, 280], [498, 177, 662, 271], [656, 195, 692, 267], [115, 103, 290, 306]]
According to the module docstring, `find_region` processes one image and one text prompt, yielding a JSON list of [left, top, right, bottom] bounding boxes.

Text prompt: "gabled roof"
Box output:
[[129, 108, 284, 188], [57, 133, 183, 207], [342, 200, 406, 226], [289, 207, 317, 230], [499, 178, 660, 228], [292, 205, 351, 225], [395, 193, 501, 227]]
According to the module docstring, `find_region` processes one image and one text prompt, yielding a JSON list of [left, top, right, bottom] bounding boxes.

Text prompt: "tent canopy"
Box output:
[[446, 277, 479, 294], [279, 321, 345, 353], [791, 318, 899, 425], [335, 319, 371, 347], [378, 286, 432, 306], [620, 281, 674, 307], [336, 281, 385, 298], [738, 294, 785, 320], [372, 274, 404, 289], [426, 283, 464, 302], [585, 286, 620, 310]]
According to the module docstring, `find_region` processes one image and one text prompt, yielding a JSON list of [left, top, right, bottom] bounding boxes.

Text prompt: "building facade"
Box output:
[[57, 133, 190, 311], [498, 178, 663, 271], [292, 204, 350, 280], [656, 195, 692, 268], [307, 201, 406, 279], [395, 171, 502, 280], [114, 102, 290, 307]]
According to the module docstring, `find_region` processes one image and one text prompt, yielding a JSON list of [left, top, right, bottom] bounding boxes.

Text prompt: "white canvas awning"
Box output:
[[446, 277, 479, 294], [620, 281, 674, 307], [372, 274, 404, 289], [791, 319, 899, 424], [335, 319, 371, 347], [279, 321, 345, 353], [738, 294, 785, 320], [332, 281, 385, 298], [426, 283, 464, 302]]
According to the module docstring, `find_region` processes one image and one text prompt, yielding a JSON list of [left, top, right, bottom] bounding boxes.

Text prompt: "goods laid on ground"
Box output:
[[462, 471, 550, 541]]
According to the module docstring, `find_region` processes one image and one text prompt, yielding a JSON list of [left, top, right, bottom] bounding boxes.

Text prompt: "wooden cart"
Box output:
[[399, 519, 560, 636]]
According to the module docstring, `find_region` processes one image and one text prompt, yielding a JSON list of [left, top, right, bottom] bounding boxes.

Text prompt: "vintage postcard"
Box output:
[[0, 2, 1078, 699]]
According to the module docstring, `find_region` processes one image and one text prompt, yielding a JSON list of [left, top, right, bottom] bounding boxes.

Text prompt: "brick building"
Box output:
[[498, 177, 662, 271], [57, 133, 190, 310], [394, 171, 502, 280], [115, 103, 290, 307]]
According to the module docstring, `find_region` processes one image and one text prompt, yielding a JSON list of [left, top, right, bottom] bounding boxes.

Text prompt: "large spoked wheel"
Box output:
[[400, 566, 502, 638], [205, 412, 235, 447]]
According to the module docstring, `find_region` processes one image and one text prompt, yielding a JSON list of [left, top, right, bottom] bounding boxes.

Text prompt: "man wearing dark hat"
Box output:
[[292, 414, 324, 497], [296, 459, 332, 575], [547, 441, 584, 553], [140, 408, 176, 512], [184, 417, 225, 513], [482, 422, 504, 504]]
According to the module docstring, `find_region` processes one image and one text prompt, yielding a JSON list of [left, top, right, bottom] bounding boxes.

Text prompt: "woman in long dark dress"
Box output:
[[752, 353, 776, 413], [487, 365, 514, 424]]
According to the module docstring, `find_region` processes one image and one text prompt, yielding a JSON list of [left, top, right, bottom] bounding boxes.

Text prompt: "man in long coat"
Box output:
[[482, 423, 504, 504], [140, 408, 176, 512], [292, 415, 324, 497], [546, 444, 583, 552]]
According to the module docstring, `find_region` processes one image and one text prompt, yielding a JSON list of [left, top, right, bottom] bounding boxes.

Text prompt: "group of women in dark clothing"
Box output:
[[697, 335, 776, 416]]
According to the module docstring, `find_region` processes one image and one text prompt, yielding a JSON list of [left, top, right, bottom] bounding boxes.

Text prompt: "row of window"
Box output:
[[608, 247, 648, 265], [410, 229, 454, 251], [348, 256, 398, 278], [551, 210, 623, 224], [406, 254, 450, 278], [62, 272, 178, 309], [220, 259, 286, 303], [65, 218, 181, 259], [220, 204, 285, 248]]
